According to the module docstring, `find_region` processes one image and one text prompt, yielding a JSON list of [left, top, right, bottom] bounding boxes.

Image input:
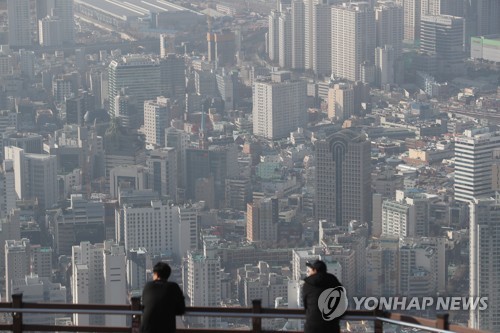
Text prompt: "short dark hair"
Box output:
[[153, 262, 171, 280], [306, 259, 327, 273]]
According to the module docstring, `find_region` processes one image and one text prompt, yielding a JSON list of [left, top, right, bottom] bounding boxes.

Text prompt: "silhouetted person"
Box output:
[[303, 260, 344, 333], [141, 262, 185, 333]]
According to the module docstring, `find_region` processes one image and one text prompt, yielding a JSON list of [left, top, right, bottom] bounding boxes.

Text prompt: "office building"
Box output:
[[375, 45, 396, 87], [147, 148, 177, 201], [365, 237, 399, 296], [5, 239, 31, 301], [420, 14, 465, 76], [252, 71, 307, 140], [0, 160, 16, 218], [381, 190, 430, 237], [207, 30, 236, 67], [7, 0, 31, 47], [143, 97, 171, 147], [247, 197, 279, 245], [103, 243, 127, 326], [463, 0, 500, 51], [327, 83, 355, 121], [165, 127, 190, 190], [54, 0, 74, 44], [331, 2, 376, 82], [185, 242, 221, 328], [471, 35, 500, 63], [315, 129, 371, 229], [159, 54, 186, 98], [109, 165, 148, 199], [126, 248, 148, 292], [454, 128, 500, 202], [19, 49, 35, 79], [38, 16, 62, 47], [108, 56, 161, 122], [4, 147, 58, 209], [470, 197, 500, 332]]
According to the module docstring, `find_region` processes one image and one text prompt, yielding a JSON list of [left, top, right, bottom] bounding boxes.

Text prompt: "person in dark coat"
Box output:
[[141, 262, 186, 333], [302, 260, 344, 333]]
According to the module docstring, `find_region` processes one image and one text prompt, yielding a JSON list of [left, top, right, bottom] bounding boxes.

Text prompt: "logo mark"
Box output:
[[318, 286, 348, 321]]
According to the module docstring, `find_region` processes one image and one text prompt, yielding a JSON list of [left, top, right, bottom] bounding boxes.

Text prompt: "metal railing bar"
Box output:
[[378, 317, 456, 333], [0, 308, 142, 315], [23, 324, 131, 332]]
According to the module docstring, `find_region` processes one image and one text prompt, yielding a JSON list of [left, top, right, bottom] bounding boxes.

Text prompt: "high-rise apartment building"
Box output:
[[454, 128, 500, 202], [381, 190, 430, 237], [331, 2, 376, 82], [402, 0, 421, 42], [420, 14, 465, 76], [108, 56, 161, 122], [143, 97, 171, 147], [470, 196, 500, 332], [7, 0, 31, 47], [252, 71, 306, 140], [315, 129, 371, 229], [421, 0, 440, 15], [278, 9, 292, 68], [312, 3, 333, 75], [268, 10, 280, 62]]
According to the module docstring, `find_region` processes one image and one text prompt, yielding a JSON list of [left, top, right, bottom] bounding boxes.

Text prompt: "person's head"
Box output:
[[306, 259, 327, 277], [153, 262, 171, 281]]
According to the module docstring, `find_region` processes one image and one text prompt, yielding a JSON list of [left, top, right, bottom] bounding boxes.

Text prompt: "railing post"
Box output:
[[12, 293, 23, 333], [251, 299, 262, 333], [373, 309, 384, 333], [131, 296, 141, 333], [436, 313, 449, 330]]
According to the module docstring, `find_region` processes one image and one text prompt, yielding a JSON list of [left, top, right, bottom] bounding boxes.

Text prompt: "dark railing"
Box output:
[[0, 294, 488, 333]]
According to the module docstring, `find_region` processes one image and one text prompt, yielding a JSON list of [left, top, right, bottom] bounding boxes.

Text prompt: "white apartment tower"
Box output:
[[421, 0, 440, 15], [470, 197, 500, 332], [331, 2, 376, 82], [7, 0, 31, 47], [278, 9, 292, 68], [143, 97, 171, 147], [268, 10, 280, 62], [402, 0, 421, 42], [454, 128, 500, 202], [252, 71, 306, 140]]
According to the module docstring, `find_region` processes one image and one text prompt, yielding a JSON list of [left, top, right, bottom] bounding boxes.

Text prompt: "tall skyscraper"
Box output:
[[420, 14, 465, 76], [312, 2, 333, 75], [331, 2, 376, 82], [108, 56, 161, 122], [315, 129, 371, 229], [454, 128, 500, 202], [278, 9, 292, 68], [375, 1, 404, 58], [252, 71, 306, 140], [470, 197, 500, 332], [159, 54, 186, 98], [402, 0, 421, 42], [7, 0, 31, 48], [54, 0, 74, 44], [304, 0, 320, 70], [268, 10, 281, 62], [291, 0, 305, 70]]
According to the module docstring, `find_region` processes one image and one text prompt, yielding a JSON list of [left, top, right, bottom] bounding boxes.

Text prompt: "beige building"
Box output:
[[328, 83, 354, 121]]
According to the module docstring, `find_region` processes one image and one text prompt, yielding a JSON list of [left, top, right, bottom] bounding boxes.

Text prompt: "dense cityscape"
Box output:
[[0, 0, 499, 331]]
